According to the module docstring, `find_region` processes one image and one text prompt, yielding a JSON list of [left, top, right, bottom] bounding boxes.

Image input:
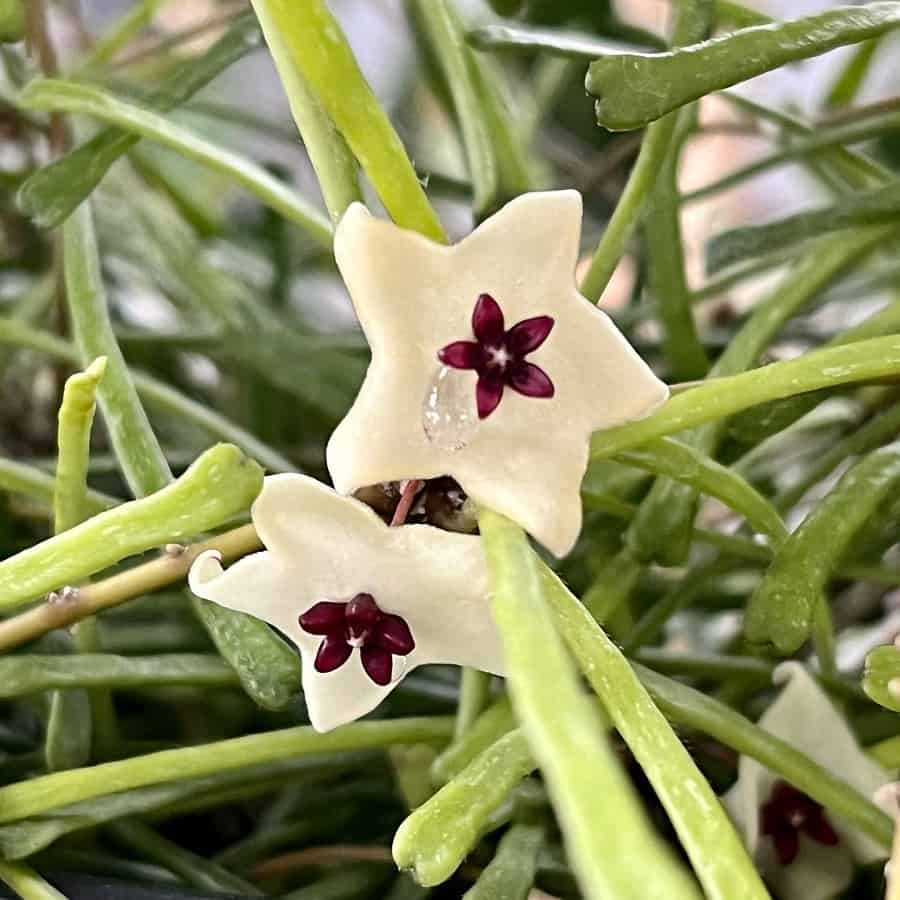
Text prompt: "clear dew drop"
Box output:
[[422, 365, 479, 451]]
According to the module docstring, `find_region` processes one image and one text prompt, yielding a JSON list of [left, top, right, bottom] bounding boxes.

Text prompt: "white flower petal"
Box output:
[[189, 475, 505, 732], [327, 190, 668, 557], [724, 661, 890, 900], [765, 838, 855, 900], [762, 663, 890, 863]]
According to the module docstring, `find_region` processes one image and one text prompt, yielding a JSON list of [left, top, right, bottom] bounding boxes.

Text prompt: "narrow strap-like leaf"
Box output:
[[587, 3, 900, 130], [22, 80, 333, 247]]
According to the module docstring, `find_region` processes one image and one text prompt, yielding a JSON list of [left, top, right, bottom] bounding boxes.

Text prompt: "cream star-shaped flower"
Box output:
[[724, 663, 890, 900], [326, 190, 668, 558], [188, 474, 505, 732]]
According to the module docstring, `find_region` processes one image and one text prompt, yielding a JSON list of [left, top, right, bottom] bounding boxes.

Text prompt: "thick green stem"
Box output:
[[393, 729, 537, 885], [539, 565, 770, 900], [54, 357, 106, 533], [0, 654, 238, 697], [51, 357, 117, 765], [0, 718, 453, 824], [580, 0, 711, 301], [0, 862, 67, 900], [0, 443, 262, 609], [589, 334, 900, 458], [644, 110, 708, 380], [432, 697, 515, 785], [477, 510, 700, 900], [615, 437, 788, 545], [249, 0, 446, 241]]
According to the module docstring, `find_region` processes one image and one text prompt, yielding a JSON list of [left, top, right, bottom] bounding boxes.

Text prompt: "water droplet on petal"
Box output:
[[422, 366, 478, 450]]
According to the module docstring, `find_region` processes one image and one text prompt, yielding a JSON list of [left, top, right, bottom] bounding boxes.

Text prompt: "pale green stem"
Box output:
[[249, 0, 446, 241], [227, 1, 360, 222], [432, 697, 515, 785], [22, 80, 333, 248], [410, 0, 499, 219], [590, 334, 900, 458], [614, 437, 789, 545], [579, 115, 677, 302], [462, 822, 543, 900], [579, 0, 711, 302], [0, 444, 263, 610], [477, 510, 700, 900], [51, 356, 117, 764], [455, 669, 493, 739], [0, 718, 453, 823], [683, 110, 900, 205], [539, 564, 770, 900], [17, 14, 262, 230], [63, 201, 172, 496], [0, 456, 118, 515], [746, 441, 900, 653], [625, 225, 889, 564], [0, 654, 238, 697], [0, 862, 68, 900], [54, 357, 107, 533], [394, 730, 537, 886]]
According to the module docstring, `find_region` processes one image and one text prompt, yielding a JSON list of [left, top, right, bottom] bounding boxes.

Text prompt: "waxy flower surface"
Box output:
[[724, 663, 889, 900], [189, 474, 505, 732], [326, 191, 668, 557]]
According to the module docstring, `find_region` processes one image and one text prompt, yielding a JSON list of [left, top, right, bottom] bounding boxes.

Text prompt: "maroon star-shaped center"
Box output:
[[438, 293, 555, 419], [761, 780, 839, 865], [298, 593, 415, 686]]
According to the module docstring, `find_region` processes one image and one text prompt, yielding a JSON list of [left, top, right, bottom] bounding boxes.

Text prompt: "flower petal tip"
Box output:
[[187, 549, 224, 597]]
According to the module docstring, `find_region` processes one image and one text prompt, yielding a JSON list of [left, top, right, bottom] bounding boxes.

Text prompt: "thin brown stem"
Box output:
[[0, 525, 261, 652], [24, 0, 69, 155], [111, 3, 247, 70], [251, 844, 482, 881], [252, 845, 393, 879]]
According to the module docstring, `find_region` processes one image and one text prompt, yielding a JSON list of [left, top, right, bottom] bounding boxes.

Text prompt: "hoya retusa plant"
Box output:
[[1, 0, 900, 898]]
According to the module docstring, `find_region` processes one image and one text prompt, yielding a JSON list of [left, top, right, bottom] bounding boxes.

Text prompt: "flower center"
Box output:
[[298, 592, 415, 686], [355, 477, 476, 533], [486, 344, 511, 370], [436, 293, 555, 419]]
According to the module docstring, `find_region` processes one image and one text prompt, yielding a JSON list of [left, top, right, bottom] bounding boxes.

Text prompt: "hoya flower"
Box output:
[[189, 474, 505, 732], [724, 663, 889, 900], [326, 191, 668, 557]]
